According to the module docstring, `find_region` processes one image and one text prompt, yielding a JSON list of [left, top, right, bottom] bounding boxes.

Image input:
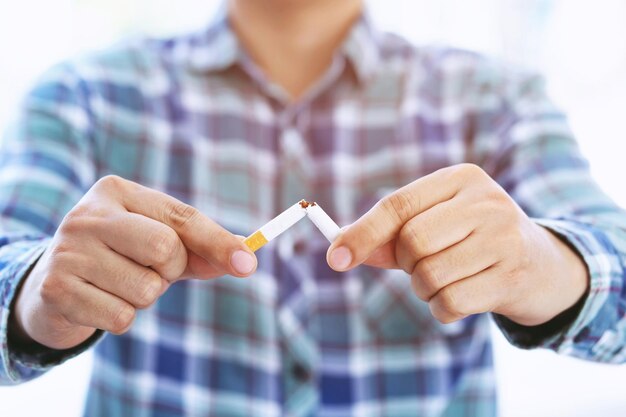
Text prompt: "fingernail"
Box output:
[[329, 246, 353, 270], [231, 250, 256, 275]]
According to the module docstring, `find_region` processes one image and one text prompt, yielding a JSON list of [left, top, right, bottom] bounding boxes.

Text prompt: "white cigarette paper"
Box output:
[[244, 199, 341, 252], [305, 203, 341, 243], [244, 202, 306, 251]]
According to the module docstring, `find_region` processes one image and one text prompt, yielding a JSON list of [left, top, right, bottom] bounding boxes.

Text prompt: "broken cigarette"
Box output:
[[244, 202, 307, 251], [244, 199, 342, 252], [304, 202, 341, 243]]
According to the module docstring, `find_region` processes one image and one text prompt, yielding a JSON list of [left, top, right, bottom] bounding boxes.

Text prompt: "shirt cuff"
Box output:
[[0, 238, 104, 384], [494, 218, 619, 358]]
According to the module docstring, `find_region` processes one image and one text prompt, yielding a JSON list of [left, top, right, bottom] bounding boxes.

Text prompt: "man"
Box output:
[[1, 0, 625, 415]]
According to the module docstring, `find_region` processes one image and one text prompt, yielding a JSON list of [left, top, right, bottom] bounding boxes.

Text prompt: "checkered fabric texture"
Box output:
[[1, 8, 626, 417]]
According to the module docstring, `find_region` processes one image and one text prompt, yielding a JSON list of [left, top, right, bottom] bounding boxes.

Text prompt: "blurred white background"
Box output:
[[1, 0, 625, 416]]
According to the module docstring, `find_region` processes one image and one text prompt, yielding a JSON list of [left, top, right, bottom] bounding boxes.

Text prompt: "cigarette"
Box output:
[[244, 202, 307, 251], [244, 199, 342, 252], [303, 201, 341, 243]]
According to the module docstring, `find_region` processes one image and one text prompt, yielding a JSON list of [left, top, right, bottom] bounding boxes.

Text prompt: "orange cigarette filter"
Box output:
[[244, 201, 307, 252]]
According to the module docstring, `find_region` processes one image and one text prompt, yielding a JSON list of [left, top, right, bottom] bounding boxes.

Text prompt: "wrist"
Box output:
[[504, 224, 589, 327], [8, 309, 37, 349], [7, 266, 39, 348]]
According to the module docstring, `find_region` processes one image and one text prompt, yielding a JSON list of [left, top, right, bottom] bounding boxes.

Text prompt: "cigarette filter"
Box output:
[[305, 203, 341, 243], [244, 202, 307, 251]]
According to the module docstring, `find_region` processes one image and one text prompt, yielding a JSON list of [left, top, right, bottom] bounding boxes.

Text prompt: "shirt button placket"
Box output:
[[277, 120, 319, 417], [282, 354, 318, 417], [278, 126, 313, 207]]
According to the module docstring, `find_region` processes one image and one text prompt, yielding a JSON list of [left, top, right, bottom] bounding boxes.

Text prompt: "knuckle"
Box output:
[[58, 220, 81, 238], [382, 190, 418, 223], [167, 201, 199, 230], [481, 200, 506, 222], [486, 192, 517, 219], [40, 276, 65, 306], [49, 240, 74, 259], [398, 221, 417, 246], [110, 305, 136, 334], [430, 306, 460, 324], [488, 187, 511, 204], [457, 163, 485, 179], [410, 273, 430, 301], [148, 229, 179, 265], [399, 221, 430, 258], [134, 271, 162, 308], [59, 209, 88, 234], [95, 175, 126, 192], [437, 286, 467, 318], [63, 204, 89, 221], [448, 163, 487, 187], [413, 259, 442, 296], [59, 205, 106, 236]]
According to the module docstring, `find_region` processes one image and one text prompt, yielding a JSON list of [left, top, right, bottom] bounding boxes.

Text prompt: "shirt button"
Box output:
[[291, 362, 312, 383], [293, 239, 308, 255]]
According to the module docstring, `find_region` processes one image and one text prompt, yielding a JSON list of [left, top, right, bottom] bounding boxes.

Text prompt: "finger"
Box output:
[[125, 185, 257, 277], [71, 246, 167, 308], [97, 212, 188, 280], [362, 240, 398, 269], [428, 265, 504, 324], [410, 233, 499, 300], [56, 278, 137, 335], [327, 166, 462, 271], [395, 198, 475, 274], [183, 249, 224, 279], [101, 176, 257, 277]]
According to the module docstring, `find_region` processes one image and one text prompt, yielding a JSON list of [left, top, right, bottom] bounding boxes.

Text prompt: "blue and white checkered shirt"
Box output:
[[2, 8, 626, 417]]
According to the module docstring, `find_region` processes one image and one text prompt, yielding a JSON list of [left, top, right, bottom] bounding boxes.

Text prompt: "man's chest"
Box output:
[[94, 87, 471, 237]]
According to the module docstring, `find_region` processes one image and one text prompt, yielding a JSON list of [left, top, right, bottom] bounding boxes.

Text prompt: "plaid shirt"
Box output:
[[2, 8, 626, 417]]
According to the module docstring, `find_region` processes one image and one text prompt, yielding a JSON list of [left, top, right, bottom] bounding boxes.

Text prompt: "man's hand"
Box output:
[[11, 175, 257, 350], [327, 164, 589, 326]]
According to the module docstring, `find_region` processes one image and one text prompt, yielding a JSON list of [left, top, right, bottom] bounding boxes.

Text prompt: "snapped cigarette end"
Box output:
[[244, 230, 269, 252], [299, 200, 317, 209], [306, 203, 341, 243], [244, 200, 341, 252]]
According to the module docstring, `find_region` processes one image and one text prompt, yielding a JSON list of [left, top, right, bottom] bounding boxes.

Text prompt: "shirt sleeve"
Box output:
[[471, 63, 626, 362], [0, 63, 103, 385]]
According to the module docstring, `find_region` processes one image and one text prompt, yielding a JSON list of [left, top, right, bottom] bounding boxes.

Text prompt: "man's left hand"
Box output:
[[327, 164, 588, 326]]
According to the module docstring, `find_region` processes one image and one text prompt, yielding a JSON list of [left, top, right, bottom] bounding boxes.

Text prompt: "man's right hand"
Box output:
[[10, 175, 257, 350]]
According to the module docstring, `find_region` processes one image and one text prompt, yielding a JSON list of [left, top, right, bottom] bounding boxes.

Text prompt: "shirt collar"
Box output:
[[185, 4, 382, 84], [186, 4, 240, 72], [341, 10, 382, 83]]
